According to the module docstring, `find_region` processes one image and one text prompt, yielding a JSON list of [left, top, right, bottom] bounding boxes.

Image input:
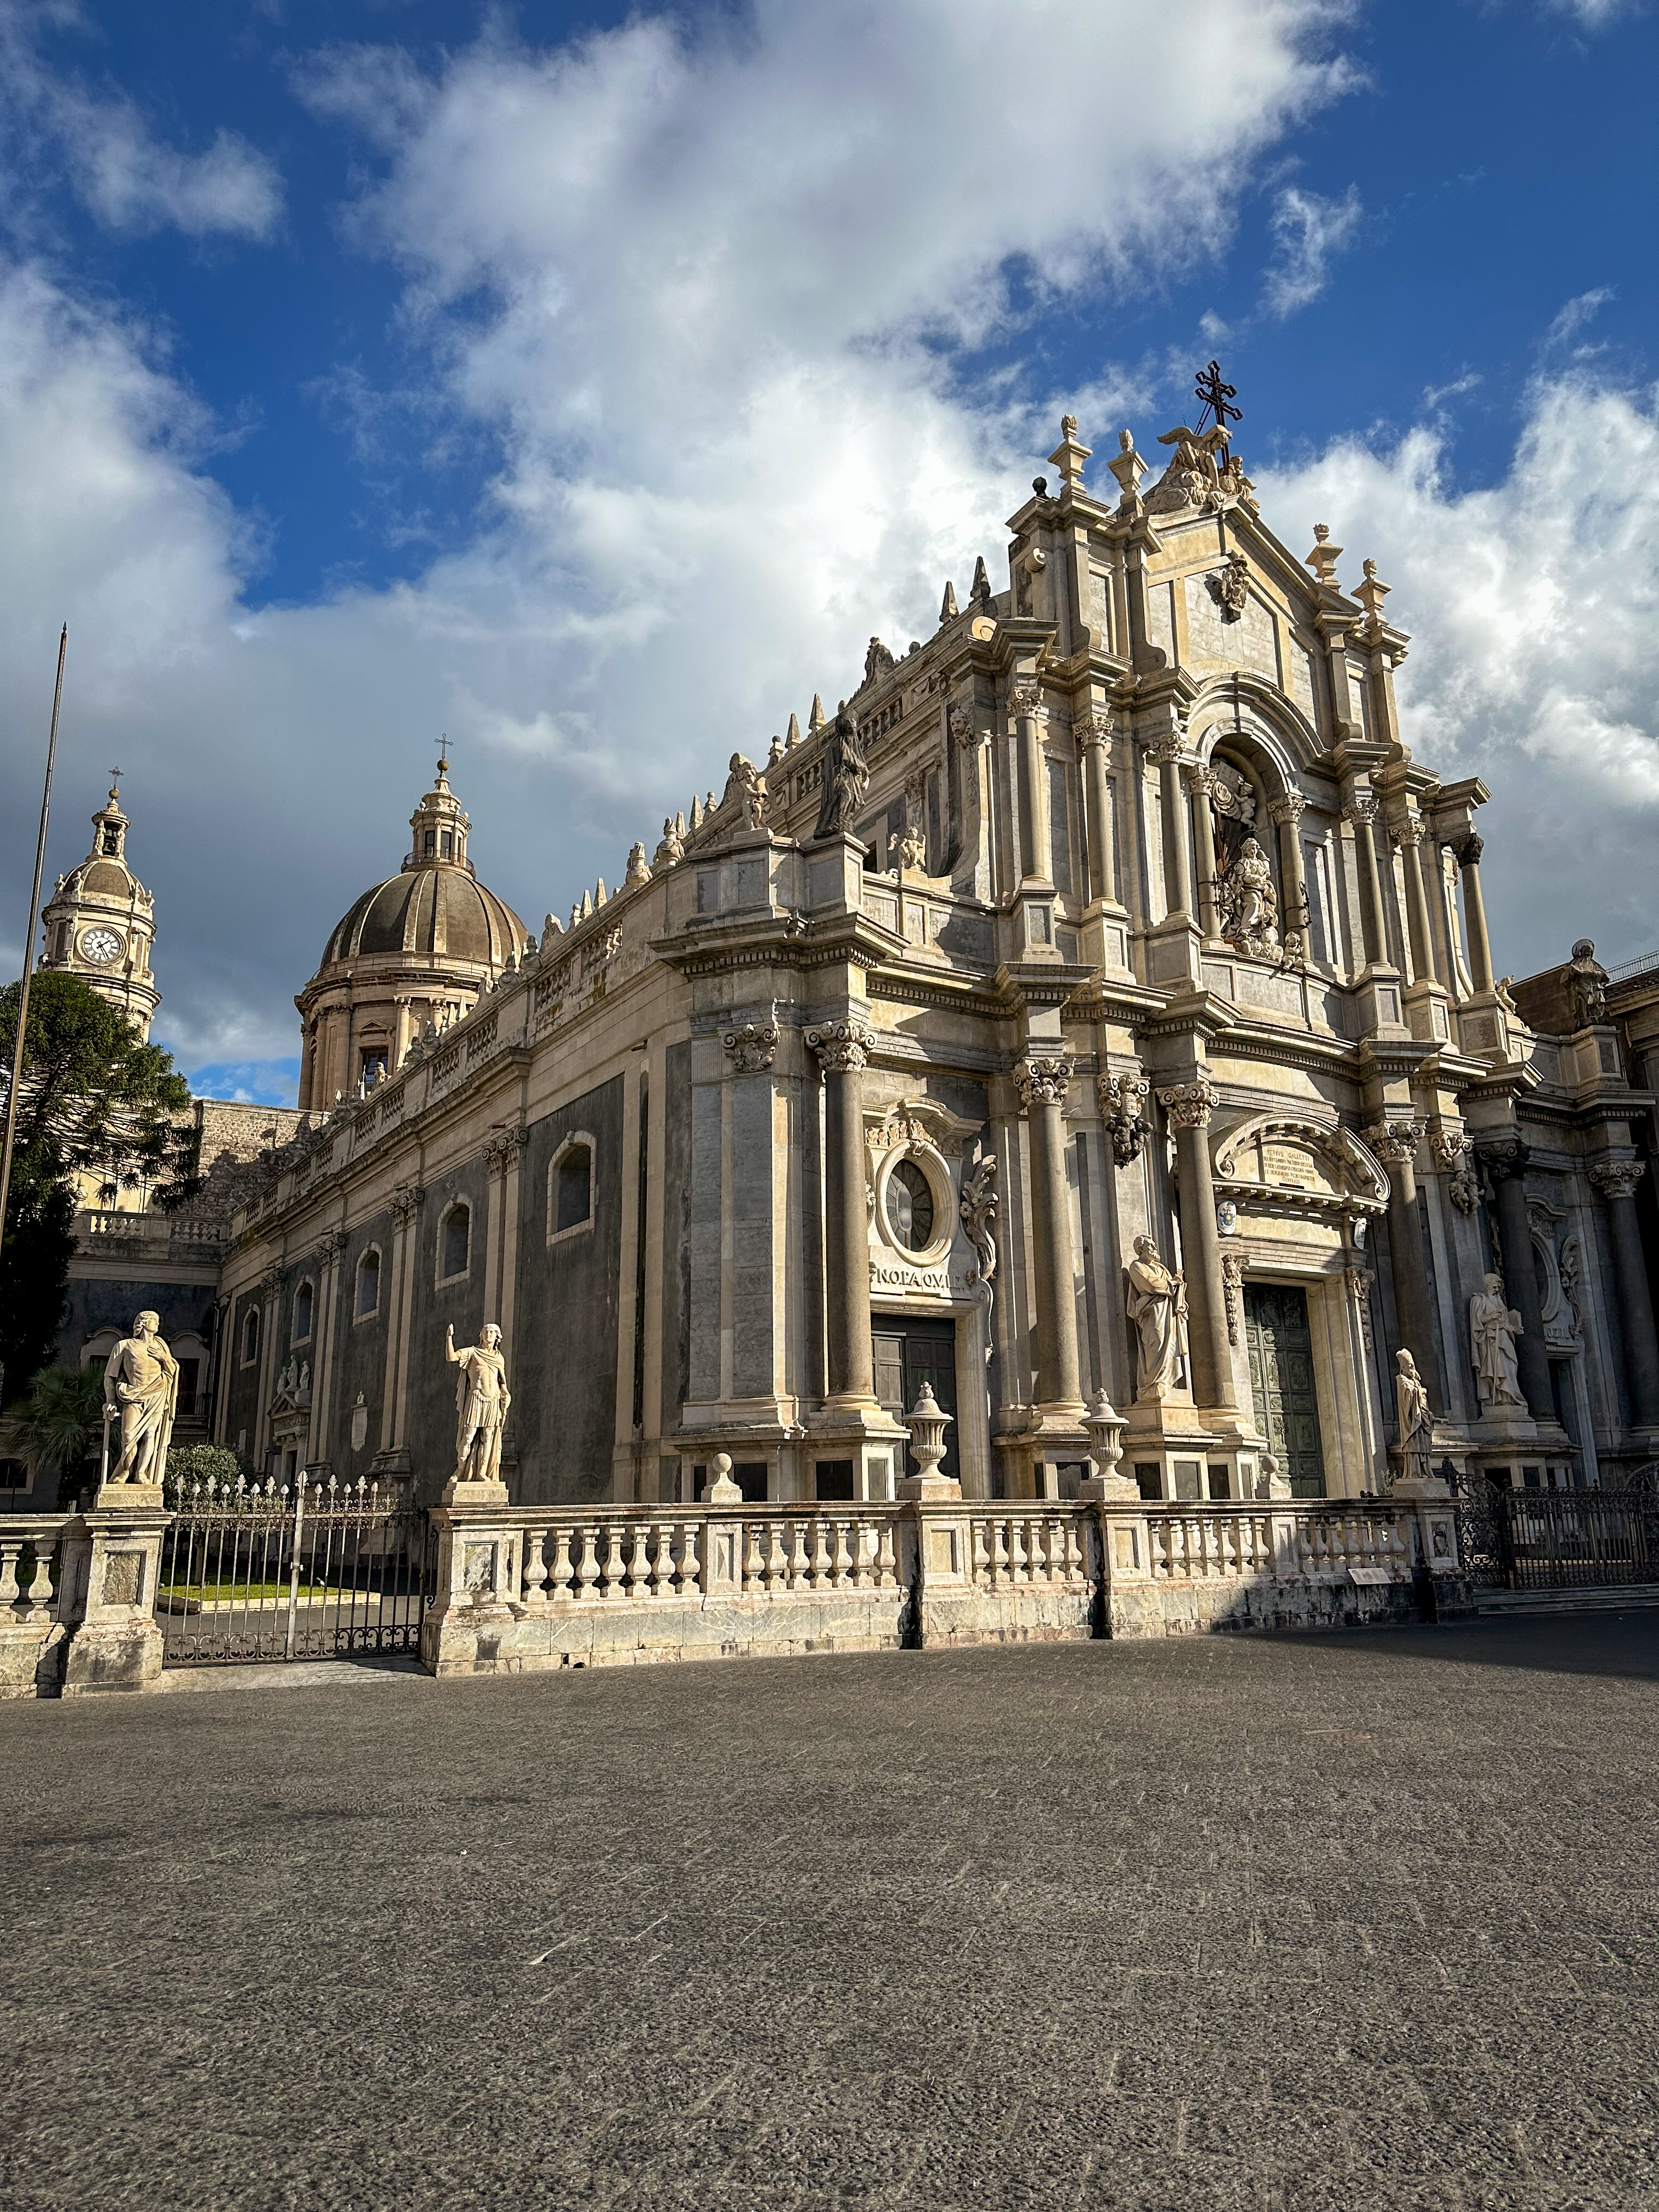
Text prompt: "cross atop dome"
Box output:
[[408, 747, 471, 875]]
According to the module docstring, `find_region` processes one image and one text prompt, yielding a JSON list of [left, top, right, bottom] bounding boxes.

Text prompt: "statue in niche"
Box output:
[[102, 1310, 179, 1488], [445, 1322, 512, 1488], [812, 701, 870, 841], [1125, 1235, 1189, 1399], [1469, 1274, 1526, 1410], [1217, 836, 1279, 957], [1393, 1350, 1434, 1484]]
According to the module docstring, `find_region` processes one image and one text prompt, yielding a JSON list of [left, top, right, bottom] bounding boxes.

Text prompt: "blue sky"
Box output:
[[0, 0, 1655, 1104]]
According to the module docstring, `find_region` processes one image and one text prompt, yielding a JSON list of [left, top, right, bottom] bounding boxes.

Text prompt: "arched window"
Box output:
[[440, 1202, 471, 1282], [549, 1135, 596, 1244], [354, 1247, 381, 1320], [292, 1280, 314, 1345], [884, 1159, 934, 1251], [241, 1305, 261, 1367]]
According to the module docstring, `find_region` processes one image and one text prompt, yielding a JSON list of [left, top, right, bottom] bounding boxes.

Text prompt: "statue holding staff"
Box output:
[[102, 1310, 179, 1489]]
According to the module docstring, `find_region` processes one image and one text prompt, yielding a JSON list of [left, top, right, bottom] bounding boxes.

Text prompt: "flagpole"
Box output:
[[0, 624, 69, 1278]]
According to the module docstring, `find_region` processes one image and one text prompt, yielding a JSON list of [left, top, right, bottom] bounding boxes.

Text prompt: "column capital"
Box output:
[[1158, 1079, 1218, 1130], [1361, 1118, 1424, 1164], [806, 1018, 874, 1074], [1183, 763, 1220, 798], [389, 1182, 427, 1224], [1476, 1136, 1528, 1183], [1427, 1127, 1469, 1172], [1268, 789, 1308, 826], [484, 1125, 529, 1175], [259, 1263, 289, 1297], [1342, 793, 1378, 827], [315, 1230, 348, 1265], [722, 1020, 780, 1074], [1451, 830, 1485, 870], [1075, 709, 1114, 751], [1009, 681, 1046, 721], [1389, 813, 1425, 851], [1015, 1054, 1072, 1111], [1145, 728, 1189, 769], [1590, 1159, 1646, 1202]]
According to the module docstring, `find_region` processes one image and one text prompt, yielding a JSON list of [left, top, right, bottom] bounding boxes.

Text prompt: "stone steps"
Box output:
[[1475, 1584, 1659, 1617]]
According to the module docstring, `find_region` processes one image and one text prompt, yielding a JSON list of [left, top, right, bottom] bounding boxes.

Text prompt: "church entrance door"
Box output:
[[872, 1313, 960, 1484], [1243, 1283, 1327, 1499]]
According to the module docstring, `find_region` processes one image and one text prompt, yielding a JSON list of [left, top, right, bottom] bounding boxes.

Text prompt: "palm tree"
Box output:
[[15, 1364, 107, 1504]]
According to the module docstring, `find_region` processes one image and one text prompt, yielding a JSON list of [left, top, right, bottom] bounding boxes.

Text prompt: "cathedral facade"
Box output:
[[36, 408, 1659, 1511]]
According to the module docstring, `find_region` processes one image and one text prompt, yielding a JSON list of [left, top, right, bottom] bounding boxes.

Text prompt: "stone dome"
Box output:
[[295, 758, 530, 1110]]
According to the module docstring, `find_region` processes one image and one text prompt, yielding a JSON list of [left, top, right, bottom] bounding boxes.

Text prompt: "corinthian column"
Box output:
[[1268, 791, 1310, 946], [1015, 1054, 1082, 1413], [1187, 766, 1221, 942], [1158, 1081, 1235, 1413], [1153, 732, 1193, 922], [1364, 1120, 1439, 1408], [1391, 815, 1438, 986], [1452, 831, 1495, 994], [1344, 793, 1387, 967], [1011, 681, 1049, 885], [1479, 1139, 1553, 1421], [807, 1018, 877, 1408], [1077, 711, 1120, 907], [1590, 1159, 1659, 1428]]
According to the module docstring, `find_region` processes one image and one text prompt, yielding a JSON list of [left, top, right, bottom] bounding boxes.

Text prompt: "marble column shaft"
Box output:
[[1486, 1150, 1554, 1421], [1013, 689, 1048, 883], [1348, 802, 1387, 967], [811, 1022, 876, 1406], [1160, 1084, 1235, 1413], [1158, 753, 1193, 922], [1370, 1125, 1440, 1407], [1187, 768, 1220, 941], [1455, 833, 1496, 994], [1592, 1163, 1659, 1427], [1395, 821, 1438, 986], [1019, 1058, 1082, 1409], [1271, 794, 1308, 938], [1079, 718, 1118, 906]]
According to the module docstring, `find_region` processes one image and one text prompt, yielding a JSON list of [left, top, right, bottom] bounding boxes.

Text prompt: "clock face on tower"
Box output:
[[78, 926, 124, 966]]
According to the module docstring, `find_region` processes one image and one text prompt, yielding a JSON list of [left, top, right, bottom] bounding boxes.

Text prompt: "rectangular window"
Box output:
[[423, 830, 436, 856], [440, 831, 453, 859], [176, 1361, 200, 1419]]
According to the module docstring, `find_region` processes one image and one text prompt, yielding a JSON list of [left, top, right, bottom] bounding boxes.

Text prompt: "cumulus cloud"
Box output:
[[1262, 182, 1363, 315], [1259, 371, 1659, 971], [0, 4, 282, 241]]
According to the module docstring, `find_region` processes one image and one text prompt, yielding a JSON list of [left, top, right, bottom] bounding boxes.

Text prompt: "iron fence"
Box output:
[[1455, 1474, 1659, 1591], [159, 1473, 434, 1666]]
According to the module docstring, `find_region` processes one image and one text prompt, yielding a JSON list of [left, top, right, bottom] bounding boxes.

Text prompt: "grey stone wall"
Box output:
[[509, 1074, 626, 1505], [222, 1288, 264, 1457], [659, 1041, 692, 1433], [407, 1159, 495, 1500], [330, 1211, 394, 1485], [58, 1275, 218, 1372]]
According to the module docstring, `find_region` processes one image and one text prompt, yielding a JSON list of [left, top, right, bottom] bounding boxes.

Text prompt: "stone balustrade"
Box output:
[[518, 1506, 901, 1607], [0, 1517, 72, 1699]]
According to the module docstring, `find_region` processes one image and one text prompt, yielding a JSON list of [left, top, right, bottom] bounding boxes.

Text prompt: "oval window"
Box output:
[[885, 1159, 935, 1251]]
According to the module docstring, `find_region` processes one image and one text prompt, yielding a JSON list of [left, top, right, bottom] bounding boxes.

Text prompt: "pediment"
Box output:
[[1212, 1115, 1388, 1216]]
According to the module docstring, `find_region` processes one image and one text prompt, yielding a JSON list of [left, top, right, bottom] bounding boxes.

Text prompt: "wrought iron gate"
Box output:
[[159, 1474, 435, 1666], [1455, 1468, 1659, 1592]]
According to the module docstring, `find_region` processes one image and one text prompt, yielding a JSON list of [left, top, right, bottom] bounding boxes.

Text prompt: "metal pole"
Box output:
[[0, 625, 69, 1259]]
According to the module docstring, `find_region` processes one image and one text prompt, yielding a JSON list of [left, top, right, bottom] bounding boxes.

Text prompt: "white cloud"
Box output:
[[0, 4, 283, 241], [1259, 370, 1659, 972], [1542, 0, 1641, 26], [1262, 182, 1362, 315]]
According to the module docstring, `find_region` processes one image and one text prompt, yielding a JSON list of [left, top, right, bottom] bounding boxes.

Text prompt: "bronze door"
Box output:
[[1243, 1283, 1327, 1499]]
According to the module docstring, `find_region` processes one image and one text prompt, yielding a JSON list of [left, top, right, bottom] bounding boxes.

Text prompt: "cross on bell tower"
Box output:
[[1194, 359, 1242, 440]]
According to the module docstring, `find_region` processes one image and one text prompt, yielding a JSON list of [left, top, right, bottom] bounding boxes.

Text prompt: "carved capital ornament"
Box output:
[[723, 1022, 781, 1074], [806, 1019, 875, 1075], [1015, 1055, 1071, 1112], [1158, 1080, 1218, 1131]]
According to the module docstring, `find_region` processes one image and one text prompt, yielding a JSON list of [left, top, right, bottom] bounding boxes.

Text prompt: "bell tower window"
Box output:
[[423, 830, 436, 857], [101, 825, 120, 855]]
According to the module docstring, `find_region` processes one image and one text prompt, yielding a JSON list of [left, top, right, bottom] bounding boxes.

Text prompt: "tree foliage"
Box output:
[[164, 1442, 250, 1508], [0, 973, 198, 1203], [0, 1156, 73, 1404], [13, 1362, 106, 1504]]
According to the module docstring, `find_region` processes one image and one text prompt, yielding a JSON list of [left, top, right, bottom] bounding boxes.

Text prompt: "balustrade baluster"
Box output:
[[765, 1521, 788, 1597], [810, 1518, 832, 1590], [832, 1520, 853, 1589], [741, 1521, 764, 1596], [522, 1528, 549, 1608], [852, 1517, 874, 1590], [0, 1539, 21, 1609], [646, 1521, 672, 1598], [788, 1520, 810, 1590], [876, 1519, 898, 1591], [22, 1547, 54, 1620], [547, 1527, 573, 1601], [679, 1519, 701, 1593], [972, 1517, 990, 1587], [990, 1518, 1009, 1587], [1010, 1516, 1029, 1584], [576, 1524, 601, 1599], [601, 1523, 626, 1599], [626, 1522, 650, 1600]]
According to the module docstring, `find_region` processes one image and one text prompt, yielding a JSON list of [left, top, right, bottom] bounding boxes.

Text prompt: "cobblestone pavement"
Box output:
[[2, 1616, 1657, 2212]]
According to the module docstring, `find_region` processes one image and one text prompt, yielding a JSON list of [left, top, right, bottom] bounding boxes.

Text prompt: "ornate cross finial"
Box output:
[[109, 765, 122, 789], [1194, 359, 1240, 437]]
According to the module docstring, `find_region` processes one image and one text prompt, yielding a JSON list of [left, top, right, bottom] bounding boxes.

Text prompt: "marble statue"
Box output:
[[1219, 836, 1279, 956], [102, 1310, 178, 1488], [812, 701, 870, 840], [1469, 1274, 1525, 1410], [1125, 1235, 1189, 1398], [445, 1322, 512, 1488], [1394, 1350, 1433, 1483]]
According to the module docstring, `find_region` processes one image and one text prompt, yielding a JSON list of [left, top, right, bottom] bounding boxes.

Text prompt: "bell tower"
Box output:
[[38, 775, 161, 1040]]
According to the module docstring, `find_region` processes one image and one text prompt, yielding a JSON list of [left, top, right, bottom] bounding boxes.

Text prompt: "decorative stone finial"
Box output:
[[1107, 428, 1148, 508], [1048, 414, 1092, 490], [809, 693, 826, 733], [969, 555, 994, 613], [1305, 525, 1342, 590], [939, 579, 958, 623], [785, 711, 801, 749]]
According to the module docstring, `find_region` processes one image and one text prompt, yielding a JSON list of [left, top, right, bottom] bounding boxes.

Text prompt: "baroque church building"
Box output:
[[38, 405, 1659, 1511]]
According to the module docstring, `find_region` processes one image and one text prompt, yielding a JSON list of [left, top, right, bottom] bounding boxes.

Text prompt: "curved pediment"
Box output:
[[1212, 1115, 1389, 1216]]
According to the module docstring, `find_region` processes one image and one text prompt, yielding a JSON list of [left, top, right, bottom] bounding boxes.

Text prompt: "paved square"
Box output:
[[3, 1618, 1657, 2211]]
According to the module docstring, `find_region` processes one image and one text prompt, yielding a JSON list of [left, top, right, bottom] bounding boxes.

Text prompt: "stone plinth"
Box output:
[[60, 1503, 172, 1695]]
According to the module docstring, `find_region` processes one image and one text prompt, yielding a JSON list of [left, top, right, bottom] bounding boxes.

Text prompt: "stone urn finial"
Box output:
[[904, 1383, 952, 1481], [706, 1451, 743, 1504], [1079, 1388, 1137, 1502]]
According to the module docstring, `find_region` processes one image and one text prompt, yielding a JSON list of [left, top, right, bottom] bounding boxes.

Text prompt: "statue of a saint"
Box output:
[[1394, 1349, 1434, 1484], [812, 701, 870, 841], [1469, 1274, 1525, 1409], [445, 1323, 511, 1488], [1124, 1235, 1189, 1398], [103, 1311, 179, 1489], [1220, 836, 1279, 955]]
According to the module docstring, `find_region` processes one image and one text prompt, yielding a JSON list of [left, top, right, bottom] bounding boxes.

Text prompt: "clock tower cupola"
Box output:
[[39, 775, 161, 1040]]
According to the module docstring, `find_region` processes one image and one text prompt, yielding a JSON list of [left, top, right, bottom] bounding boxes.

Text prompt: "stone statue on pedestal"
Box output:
[[1125, 1235, 1189, 1399], [812, 701, 870, 840], [1469, 1273, 1526, 1410], [1394, 1349, 1434, 1484], [102, 1311, 178, 1489], [445, 1323, 511, 1488]]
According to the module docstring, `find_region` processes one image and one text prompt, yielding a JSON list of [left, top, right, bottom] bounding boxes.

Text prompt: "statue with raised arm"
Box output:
[[1393, 1349, 1434, 1484], [445, 1323, 511, 1488], [102, 1310, 179, 1490], [1469, 1273, 1525, 1410], [1125, 1235, 1189, 1399]]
